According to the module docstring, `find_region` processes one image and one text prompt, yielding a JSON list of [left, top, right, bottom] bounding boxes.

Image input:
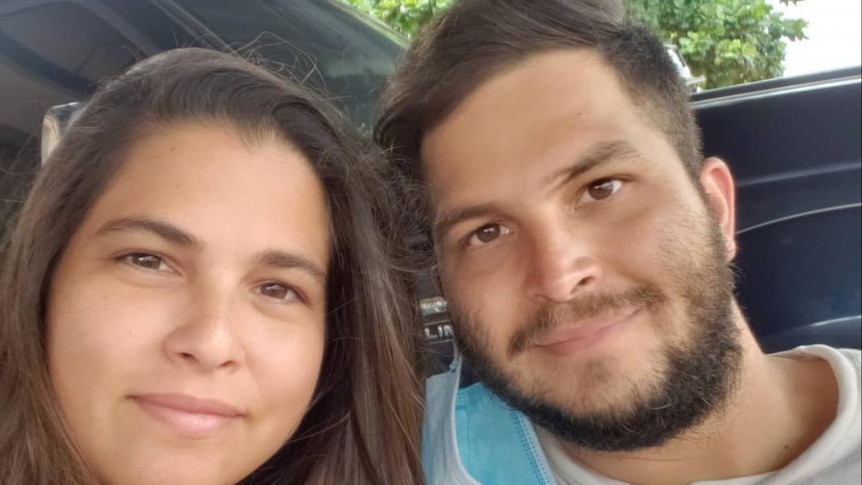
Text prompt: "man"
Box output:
[[376, 1, 861, 484]]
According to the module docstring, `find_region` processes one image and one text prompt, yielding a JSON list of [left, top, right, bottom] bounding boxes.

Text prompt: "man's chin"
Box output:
[[491, 377, 690, 452], [462, 347, 731, 452], [497, 369, 662, 427]]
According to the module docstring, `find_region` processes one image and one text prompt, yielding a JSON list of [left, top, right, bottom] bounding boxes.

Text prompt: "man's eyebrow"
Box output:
[[434, 203, 498, 244], [545, 140, 645, 190], [96, 216, 202, 248], [432, 141, 645, 242], [257, 249, 327, 283]]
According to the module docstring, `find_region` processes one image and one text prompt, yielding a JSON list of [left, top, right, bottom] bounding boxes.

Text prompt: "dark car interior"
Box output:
[[2, 1, 860, 378], [1, 0, 401, 227], [694, 68, 861, 353]]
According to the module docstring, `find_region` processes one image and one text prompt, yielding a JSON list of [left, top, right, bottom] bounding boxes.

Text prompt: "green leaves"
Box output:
[[622, 0, 808, 89], [340, 0, 455, 37], [337, 0, 808, 89]]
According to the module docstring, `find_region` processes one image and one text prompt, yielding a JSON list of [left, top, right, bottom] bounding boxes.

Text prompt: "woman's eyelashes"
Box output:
[[116, 251, 308, 304], [255, 281, 306, 305], [119, 252, 175, 273]]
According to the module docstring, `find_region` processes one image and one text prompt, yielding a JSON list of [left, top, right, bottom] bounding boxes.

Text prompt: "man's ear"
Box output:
[[699, 157, 737, 260]]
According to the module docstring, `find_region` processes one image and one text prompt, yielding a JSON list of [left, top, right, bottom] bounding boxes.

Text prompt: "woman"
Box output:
[[0, 48, 423, 485]]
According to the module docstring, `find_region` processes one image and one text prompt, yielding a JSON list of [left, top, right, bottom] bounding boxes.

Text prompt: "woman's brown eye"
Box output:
[[124, 253, 166, 271], [467, 223, 511, 247], [259, 283, 295, 300], [584, 179, 622, 202]]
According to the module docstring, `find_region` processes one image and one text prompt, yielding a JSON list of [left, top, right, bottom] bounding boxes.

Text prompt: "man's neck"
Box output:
[[559, 319, 839, 485]]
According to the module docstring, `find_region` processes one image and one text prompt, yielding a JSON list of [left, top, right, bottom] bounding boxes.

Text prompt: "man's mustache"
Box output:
[[509, 285, 666, 356]]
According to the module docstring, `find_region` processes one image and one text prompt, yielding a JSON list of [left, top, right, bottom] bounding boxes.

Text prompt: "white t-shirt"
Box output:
[[536, 345, 861, 485]]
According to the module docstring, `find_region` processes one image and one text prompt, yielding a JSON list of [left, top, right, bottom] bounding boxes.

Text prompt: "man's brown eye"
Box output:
[[584, 179, 622, 202], [477, 224, 501, 243]]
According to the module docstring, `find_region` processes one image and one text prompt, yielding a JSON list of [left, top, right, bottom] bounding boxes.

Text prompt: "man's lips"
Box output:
[[130, 393, 244, 438], [531, 307, 638, 352]]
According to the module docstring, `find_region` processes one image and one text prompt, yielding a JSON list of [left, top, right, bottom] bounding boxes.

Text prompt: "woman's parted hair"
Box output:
[[0, 48, 423, 485]]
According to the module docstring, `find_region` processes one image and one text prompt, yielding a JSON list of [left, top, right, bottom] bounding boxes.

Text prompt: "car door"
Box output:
[[693, 67, 862, 353], [0, 0, 198, 227]]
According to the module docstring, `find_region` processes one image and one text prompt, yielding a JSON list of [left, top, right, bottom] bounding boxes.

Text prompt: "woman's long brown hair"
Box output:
[[0, 48, 424, 485]]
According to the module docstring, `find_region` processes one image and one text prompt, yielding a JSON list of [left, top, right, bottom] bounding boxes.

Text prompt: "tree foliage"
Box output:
[[340, 0, 455, 37], [339, 0, 808, 90], [623, 0, 807, 89]]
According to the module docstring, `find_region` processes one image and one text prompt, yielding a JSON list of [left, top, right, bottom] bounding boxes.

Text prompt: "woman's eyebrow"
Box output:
[[95, 216, 202, 248], [256, 249, 327, 283]]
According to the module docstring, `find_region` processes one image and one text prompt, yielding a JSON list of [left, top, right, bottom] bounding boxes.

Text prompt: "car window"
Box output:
[[643, 0, 862, 92], [0, 3, 143, 86], [0, 2, 145, 149], [0, 1, 152, 228], [774, 0, 861, 79], [337, 0, 861, 94], [1, 0, 404, 238], [176, 0, 405, 131]]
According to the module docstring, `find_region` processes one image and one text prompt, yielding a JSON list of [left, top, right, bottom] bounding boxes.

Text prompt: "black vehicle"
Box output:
[[695, 68, 861, 353], [2, 1, 859, 374], [0, 0, 403, 213]]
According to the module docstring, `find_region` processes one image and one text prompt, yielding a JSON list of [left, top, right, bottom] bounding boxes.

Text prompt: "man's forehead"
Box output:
[[422, 54, 641, 184], [422, 50, 637, 159]]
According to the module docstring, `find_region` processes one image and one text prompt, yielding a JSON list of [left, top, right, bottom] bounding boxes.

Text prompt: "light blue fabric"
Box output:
[[423, 356, 557, 485], [424, 346, 862, 485]]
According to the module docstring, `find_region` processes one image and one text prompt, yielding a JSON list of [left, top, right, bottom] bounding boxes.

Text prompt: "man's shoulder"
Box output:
[[835, 347, 862, 366], [778, 345, 862, 484], [773, 344, 860, 367]]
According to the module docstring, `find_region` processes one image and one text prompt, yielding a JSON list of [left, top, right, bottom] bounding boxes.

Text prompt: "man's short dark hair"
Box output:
[[376, 0, 703, 199]]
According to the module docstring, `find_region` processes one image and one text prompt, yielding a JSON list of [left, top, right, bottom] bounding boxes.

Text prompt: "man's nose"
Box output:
[[526, 225, 602, 303], [162, 282, 245, 373]]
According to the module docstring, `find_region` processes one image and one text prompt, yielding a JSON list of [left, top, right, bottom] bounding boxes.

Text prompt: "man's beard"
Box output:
[[448, 214, 743, 452]]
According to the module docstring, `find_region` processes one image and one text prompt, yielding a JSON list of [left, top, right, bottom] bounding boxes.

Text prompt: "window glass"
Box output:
[[0, 2, 142, 86], [177, 0, 405, 130], [335, 0, 861, 92], [774, 0, 861, 78], [0, 1, 145, 229]]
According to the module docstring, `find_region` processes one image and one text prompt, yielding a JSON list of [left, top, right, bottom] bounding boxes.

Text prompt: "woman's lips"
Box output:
[[130, 393, 244, 438], [532, 307, 638, 355]]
